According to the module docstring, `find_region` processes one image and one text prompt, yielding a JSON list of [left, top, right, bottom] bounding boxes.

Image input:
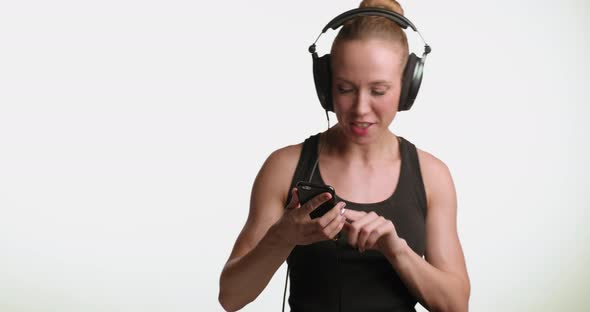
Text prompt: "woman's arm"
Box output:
[[384, 150, 470, 312], [218, 148, 296, 311], [218, 144, 346, 311]]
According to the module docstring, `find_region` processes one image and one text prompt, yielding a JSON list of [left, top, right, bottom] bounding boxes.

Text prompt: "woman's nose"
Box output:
[[352, 90, 372, 115]]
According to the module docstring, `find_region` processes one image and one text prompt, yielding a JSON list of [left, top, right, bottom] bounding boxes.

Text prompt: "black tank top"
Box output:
[[284, 133, 427, 312]]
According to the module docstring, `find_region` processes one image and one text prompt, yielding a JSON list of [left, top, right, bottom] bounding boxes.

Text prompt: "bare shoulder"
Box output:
[[258, 142, 303, 206], [225, 142, 303, 261], [415, 147, 456, 208]]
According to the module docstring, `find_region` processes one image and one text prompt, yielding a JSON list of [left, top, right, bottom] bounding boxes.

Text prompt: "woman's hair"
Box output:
[[331, 0, 409, 70]]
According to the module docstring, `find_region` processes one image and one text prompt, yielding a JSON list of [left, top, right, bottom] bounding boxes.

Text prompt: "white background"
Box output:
[[0, 0, 588, 311]]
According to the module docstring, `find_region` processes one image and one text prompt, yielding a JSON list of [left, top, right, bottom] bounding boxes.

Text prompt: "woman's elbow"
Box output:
[[444, 286, 470, 312], [218, 273, 251, 312], [433, 280, 470, 312], [445, 274, 470, 312], [434, 300, 468, 312], [218, 279, 250, 312], [219, 272, 238, 311], [218, 290, 241, 312]]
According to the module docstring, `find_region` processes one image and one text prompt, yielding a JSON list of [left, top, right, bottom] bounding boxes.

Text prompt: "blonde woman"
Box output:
[[219, 1, 470, 311]]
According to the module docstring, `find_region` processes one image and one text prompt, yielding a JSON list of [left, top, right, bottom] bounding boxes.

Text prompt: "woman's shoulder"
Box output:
[[415, 146, 455, 209], [257, 141, 305, 205], [265, 132, 324, 184], [415, 147, 449, 175], [265, 132, 322, 169], [265, 139, 306, 174], [401, 136, 449, 176]]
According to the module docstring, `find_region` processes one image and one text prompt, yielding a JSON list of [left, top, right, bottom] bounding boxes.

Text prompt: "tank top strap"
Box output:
[[398, 136, 428, 219], [285, 133, 321, 207]]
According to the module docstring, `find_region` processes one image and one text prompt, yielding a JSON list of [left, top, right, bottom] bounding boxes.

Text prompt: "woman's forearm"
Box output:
[[218, 225, 294, 311], [385, 240, 469, 312]]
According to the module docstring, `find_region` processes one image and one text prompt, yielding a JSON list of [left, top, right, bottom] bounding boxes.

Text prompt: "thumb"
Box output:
[[286, 188, 301, 210]]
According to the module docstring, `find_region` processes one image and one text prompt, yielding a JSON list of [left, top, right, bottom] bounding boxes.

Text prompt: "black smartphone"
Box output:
[[296, 181, 336, 219]]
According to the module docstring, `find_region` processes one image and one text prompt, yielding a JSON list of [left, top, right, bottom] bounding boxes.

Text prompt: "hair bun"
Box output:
[[359, 0, 404, 16]]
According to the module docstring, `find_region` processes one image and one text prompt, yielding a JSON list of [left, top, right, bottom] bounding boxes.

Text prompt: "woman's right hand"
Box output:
[[271, 188, 347, 246]]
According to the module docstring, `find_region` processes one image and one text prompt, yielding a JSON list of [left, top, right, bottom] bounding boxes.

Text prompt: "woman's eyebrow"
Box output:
[[333, 77, 391, 86], [333, 77, 354, 84], [369, 80, 391, 86]]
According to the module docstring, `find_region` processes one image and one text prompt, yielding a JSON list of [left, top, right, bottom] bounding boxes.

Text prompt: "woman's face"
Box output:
[[330, 38, 405, 143]]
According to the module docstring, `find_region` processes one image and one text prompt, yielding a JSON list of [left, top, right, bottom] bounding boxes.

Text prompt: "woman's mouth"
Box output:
[[350, 122, 373, 136]]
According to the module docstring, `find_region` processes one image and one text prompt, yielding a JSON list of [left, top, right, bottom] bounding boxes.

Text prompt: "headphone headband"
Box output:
[[322, 8, 416, 32], [309, 7, 431, 55]]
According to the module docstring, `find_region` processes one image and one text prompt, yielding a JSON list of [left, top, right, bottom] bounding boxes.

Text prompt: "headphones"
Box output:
[[308, 8, 432, 112]]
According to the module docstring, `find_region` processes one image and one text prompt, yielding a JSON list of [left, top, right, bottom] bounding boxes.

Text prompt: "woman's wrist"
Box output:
[[262, 223, 296, 251], [384, 237, 409, 264]]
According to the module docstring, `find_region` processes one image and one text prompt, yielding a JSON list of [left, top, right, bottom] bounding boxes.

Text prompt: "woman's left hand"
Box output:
[[342, 209, 406, 257]]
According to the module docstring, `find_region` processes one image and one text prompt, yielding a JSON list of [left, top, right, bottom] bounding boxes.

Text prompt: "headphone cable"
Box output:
[[281, 111, 331, 312]]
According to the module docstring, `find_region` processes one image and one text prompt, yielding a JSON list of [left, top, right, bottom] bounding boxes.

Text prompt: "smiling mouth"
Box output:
[[351, 122, 372, 129]]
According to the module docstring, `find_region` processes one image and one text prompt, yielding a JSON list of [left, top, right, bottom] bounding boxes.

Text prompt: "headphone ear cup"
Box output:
[[398, 53, 423, 111], [312, 53, 333, 112]]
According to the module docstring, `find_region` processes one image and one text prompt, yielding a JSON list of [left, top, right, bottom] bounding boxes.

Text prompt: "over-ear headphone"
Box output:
[[308, 8, 432, 112]]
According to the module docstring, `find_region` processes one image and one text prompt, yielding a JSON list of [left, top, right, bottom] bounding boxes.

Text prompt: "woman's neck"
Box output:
[[321, 124, 400, 166]]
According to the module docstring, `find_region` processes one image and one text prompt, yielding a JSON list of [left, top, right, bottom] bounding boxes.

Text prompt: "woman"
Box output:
[[219, 1, 470, 311]]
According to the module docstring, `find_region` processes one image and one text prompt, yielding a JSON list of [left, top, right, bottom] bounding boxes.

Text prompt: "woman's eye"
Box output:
[[372, 90, 386, 96], [337, 87, 353, 94]]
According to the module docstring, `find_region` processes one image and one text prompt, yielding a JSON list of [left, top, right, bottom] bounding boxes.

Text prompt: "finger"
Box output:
[[302, 201, 343, 237], [322, 212, 345, 238], [358, 216, 387, 252], [315, 201, 346, 228], [301, 192, 333, 214], [366, 220, 394, 250], [342, 209, 366, 222], [346, 211, 379, 248], [306, 214, 346, 242], [327, 216, 346, 239], [286, 188, 301, 210]]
